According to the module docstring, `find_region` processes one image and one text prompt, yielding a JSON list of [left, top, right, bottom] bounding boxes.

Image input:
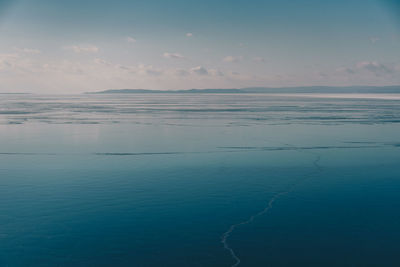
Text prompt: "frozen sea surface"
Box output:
[[0, 93, 400, 266]]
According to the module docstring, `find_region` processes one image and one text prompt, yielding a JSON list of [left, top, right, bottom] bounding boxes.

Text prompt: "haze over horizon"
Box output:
[[0, 0, 400, 93]]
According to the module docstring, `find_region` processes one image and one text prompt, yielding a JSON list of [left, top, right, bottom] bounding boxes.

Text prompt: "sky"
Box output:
[[0, 0, 399, 93]]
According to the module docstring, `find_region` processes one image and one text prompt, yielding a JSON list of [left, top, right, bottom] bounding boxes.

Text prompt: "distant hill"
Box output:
[[242, 86, 400, 93], [89, 88, 242, 94], [88, 86, 400, 94]]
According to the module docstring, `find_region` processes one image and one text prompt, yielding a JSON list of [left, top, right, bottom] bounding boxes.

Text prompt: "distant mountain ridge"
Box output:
[[88, 86, 400, 94]]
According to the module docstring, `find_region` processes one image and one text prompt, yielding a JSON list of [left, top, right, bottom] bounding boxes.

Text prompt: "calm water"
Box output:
[[0, 93, 400, 266]]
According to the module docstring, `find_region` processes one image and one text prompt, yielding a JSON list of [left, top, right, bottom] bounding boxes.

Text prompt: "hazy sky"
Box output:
[[0, 0, 399, 93]]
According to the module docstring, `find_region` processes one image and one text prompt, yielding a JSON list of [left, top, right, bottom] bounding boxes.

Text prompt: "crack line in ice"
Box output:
[[221, 144, 322, 267]]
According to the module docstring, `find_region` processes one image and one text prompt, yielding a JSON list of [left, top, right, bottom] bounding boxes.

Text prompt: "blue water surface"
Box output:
[[0, 93, 399, 266]]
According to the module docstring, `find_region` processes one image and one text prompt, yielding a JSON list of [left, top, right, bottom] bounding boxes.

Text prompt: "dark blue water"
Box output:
[[0, 94, 400, 266]]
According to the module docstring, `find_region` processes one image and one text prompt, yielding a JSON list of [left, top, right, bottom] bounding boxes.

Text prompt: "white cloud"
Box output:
[[336, 61, 397, 77], [127, 36, 137, 43], [163, 52, 185, 59], [94, 58, 163, 75], [2, 48, 399, 93], [223, 55, 242, 63], [64, 44, 99, 53], [190, 66, 209, 75], [186, 33, 193, 37]]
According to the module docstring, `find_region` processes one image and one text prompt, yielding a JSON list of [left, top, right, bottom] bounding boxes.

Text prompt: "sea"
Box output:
[[0, 93, 400, 266]]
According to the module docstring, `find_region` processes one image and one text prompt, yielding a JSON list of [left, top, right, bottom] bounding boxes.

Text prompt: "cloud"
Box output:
[[163, 52, 185, 59], [336, 61, 397, 77], [356, 61, 394, 76], [64, 44, 99, 53], [0, 52, 267, 93], [127, 36, 137, 43], [4, 46, 399, 93], [223, 55, 242, 63], [190, 66, 208, 75], [94, 58, 165, 76], [186, 33, 193, 37]]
